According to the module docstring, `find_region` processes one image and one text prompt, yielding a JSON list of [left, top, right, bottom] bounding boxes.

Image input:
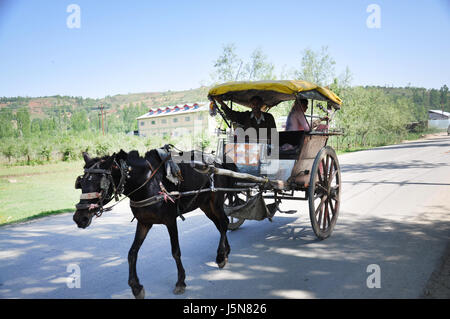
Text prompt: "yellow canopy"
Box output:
[[208, 80, 342, 109]]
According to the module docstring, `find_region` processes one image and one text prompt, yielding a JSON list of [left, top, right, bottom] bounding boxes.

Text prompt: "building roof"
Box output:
[[428, 109, 450, 118], [137, 102, 209, 120]]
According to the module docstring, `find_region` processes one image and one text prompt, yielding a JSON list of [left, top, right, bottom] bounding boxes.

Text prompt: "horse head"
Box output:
[[73, 151, 125, 228]]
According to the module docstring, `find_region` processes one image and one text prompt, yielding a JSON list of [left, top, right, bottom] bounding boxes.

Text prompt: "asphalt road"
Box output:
[[0, 134, 449, 299]]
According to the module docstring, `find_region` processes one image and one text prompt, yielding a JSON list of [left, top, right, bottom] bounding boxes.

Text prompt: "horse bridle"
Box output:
[[75, 154, 170, 217], [75, 158, 128, 216]]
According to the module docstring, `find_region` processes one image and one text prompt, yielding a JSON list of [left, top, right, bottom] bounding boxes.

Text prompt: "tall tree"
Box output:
[[0, 109, 16, 138], [440, 84, 449, 112], [243, 48, 276, 81], [295, 46, 336, 85], [211, 43, 243, 83], [15, 107, 31, 137], [70, 110, 89, 132], [429, 89, 440, 108], [31, 118, 42, 134]]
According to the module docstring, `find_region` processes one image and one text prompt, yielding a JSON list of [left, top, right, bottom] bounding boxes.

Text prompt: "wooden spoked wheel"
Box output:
[[308, 146, 341, 240]]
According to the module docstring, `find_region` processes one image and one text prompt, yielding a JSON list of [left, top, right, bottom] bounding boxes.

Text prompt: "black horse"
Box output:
[[73, 147, 236, 298]]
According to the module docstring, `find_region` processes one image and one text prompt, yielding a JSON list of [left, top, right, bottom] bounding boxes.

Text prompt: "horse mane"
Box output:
[[126, 149, 160, 168], [83, 155, 110, 168], [126, 150, 147, 168]]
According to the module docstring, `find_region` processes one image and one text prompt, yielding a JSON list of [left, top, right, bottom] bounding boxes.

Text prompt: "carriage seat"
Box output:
[[278, 130, 305, 159]]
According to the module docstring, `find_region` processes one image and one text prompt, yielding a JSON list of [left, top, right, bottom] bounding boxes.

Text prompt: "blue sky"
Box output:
[[0, 0, 449, 98]]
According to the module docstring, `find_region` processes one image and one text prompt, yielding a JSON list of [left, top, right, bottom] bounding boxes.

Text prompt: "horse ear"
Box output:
[[128, 150, 140, 159], [82, 152, 91, 163], [117, 149, 128, 161]]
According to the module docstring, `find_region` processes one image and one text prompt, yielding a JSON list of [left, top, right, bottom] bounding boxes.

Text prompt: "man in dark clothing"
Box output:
[[214, 96, 277, 143]]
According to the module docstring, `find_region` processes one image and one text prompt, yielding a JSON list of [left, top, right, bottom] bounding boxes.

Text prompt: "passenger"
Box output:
[[282, 99, 329, 151], [286, 98, 329, 132], [285, 98, 311, 132], [214, 96, 277, 143]]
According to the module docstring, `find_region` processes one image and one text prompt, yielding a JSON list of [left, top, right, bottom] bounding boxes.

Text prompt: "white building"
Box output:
[[137, 102, 216, 138], [428, 109, 450, 129]]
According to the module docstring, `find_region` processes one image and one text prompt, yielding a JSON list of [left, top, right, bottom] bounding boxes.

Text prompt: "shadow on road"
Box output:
[[176, 205, 449, 299], [360, 137, 450, 152], [341, 160, 450, 174], [1, 203, 448, 299]]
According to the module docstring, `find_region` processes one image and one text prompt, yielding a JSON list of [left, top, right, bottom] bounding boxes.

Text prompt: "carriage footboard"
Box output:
[[224, 192, 275, 221]]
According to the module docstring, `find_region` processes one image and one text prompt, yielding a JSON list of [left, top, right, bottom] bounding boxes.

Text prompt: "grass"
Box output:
[[0, 160, 84, 226]]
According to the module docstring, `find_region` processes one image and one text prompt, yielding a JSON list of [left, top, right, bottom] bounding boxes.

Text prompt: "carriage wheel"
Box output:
[[308, 146, 341, 240], [224, 192, 246, 231]]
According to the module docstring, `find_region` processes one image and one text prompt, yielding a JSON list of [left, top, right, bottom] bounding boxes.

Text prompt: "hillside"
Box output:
[[1, 84, 447, 120], [0, 86, 211, 119]]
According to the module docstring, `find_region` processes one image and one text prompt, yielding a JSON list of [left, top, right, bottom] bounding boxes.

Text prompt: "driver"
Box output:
[[214, 96, 277, 143]]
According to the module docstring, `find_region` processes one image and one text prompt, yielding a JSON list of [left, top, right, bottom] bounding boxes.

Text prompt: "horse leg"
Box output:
[[128, 221, 151, 299], [201, 197, 230, 268], [166, 219, 186, 294], [213, 200, 231, 266]]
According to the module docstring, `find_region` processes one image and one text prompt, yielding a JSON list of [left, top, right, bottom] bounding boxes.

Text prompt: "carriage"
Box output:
[[202, 80, 343, 239], [73, 80, 344, 298]]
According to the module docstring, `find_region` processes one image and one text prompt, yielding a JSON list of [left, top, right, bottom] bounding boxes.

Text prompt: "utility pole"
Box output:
[[99, 104, 105, 135]]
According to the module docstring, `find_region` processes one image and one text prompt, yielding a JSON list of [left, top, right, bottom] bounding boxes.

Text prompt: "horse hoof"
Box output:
[[135, 287, 145, 299], [218, 257, 228, 269], [173, 286, 185, 295]]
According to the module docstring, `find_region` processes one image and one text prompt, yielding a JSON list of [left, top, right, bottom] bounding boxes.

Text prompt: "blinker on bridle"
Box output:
[[75, 160, 126, 217]]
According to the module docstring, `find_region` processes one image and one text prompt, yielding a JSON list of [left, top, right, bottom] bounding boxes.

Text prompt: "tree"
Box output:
[[15, 107, 31, 137], [411, 89, 427, 121], [39, 143, 53, 162], [412, 89, 424, 105], [70, 110, 89, 132], [242, 48, 276, 81], [0, 109, 16, 138], [335, 87, 412, 145], [429, 89, 439, 108], [440, 84, 449, 112], [41, 118, 56, 134], [1, 142, 18, 163], [20, 142, 34, 165], [294, 46, 336, 85], [31, 118, 42, 134], [337, 66, 353, 88], [211, 43, 243, 83]]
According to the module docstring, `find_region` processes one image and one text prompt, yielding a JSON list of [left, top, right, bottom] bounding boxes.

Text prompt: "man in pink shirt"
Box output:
[[285, 98, 310, 132]]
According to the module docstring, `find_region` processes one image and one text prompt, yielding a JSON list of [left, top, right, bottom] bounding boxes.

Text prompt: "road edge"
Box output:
[[421, 241, 450, 298]]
